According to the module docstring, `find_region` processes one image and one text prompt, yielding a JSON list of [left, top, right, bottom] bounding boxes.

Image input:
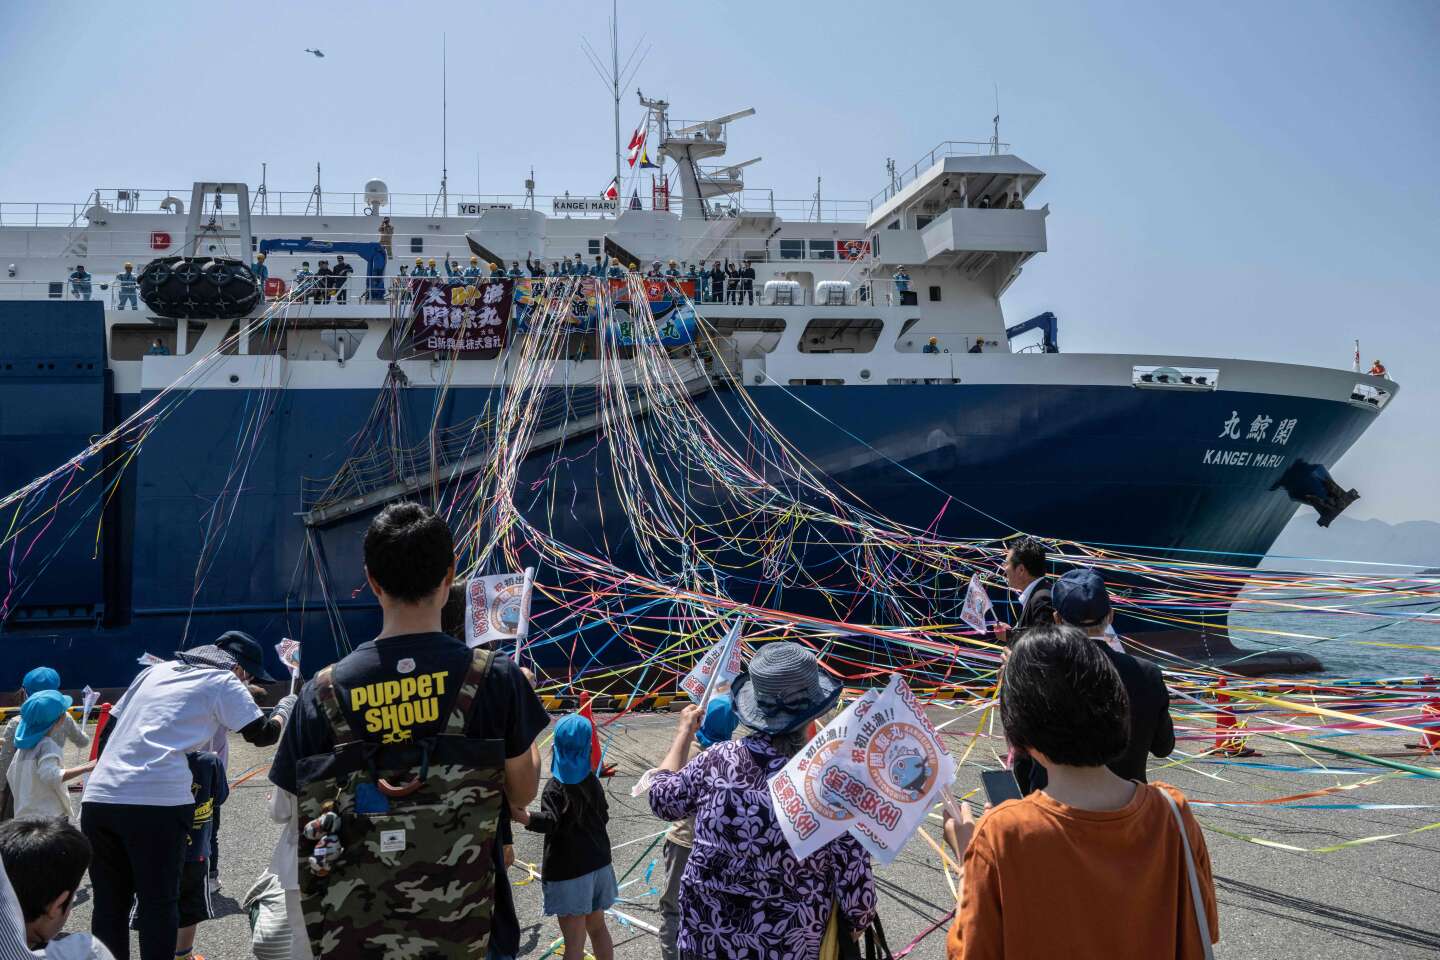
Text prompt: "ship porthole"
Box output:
[[860, 369, 871, 380], [753, 374, 763, 384], [229, 374, 240, 384]]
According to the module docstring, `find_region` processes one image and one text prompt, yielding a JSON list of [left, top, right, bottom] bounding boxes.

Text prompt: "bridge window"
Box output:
[[799, 317, 883, 354], [780, 239, 805, 260], [807, 240, 835, 260]]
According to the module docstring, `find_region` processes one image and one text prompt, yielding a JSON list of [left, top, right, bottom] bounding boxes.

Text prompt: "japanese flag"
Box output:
[[960, 574, 994, 634], [137, 653, 164, 667], [680, 618, 744, 705]]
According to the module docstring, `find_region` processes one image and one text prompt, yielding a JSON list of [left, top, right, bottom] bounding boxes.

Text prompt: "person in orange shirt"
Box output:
[[944, 624, 1219, 959]]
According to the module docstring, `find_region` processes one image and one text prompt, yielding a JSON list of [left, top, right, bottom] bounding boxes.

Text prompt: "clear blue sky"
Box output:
[[2, 1, 1437, 520]]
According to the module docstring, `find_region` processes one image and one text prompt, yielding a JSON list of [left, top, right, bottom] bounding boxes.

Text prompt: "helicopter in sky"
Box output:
[[303, 48, 325, 58]]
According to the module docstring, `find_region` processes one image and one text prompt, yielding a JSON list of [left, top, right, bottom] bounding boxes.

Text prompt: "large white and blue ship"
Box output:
[[0, 101, 1395, 687]]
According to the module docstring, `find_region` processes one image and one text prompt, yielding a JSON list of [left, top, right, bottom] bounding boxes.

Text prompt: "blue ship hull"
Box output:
[[0, 303, 1375, 686]]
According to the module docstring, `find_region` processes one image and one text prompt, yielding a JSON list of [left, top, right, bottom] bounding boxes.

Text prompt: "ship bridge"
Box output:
[[866, 146, 1047, 296]]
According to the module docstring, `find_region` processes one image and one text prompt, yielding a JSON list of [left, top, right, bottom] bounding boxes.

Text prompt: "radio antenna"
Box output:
[[434, 34, 449, 216]]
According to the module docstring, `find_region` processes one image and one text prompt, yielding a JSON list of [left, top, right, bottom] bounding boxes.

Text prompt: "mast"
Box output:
[[612, 0, 621, 197], [440, 34, 449, 214]]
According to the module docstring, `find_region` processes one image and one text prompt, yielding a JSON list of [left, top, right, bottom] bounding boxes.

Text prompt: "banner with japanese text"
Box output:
[[830, 674, 956, 864], [960, 574, 994, 634], [770, 689, 878, 861], [607, 278, 697, 347], [409, 278, 514, 355], [464, 571, 533, 649], [679, 618, 745, 703]]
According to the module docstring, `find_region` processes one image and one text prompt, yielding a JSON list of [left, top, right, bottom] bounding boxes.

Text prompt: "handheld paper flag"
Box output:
[[831, 674, 956, 864], [960, 574, 994, 634], [276, 638, 301, 678], [137, 653, 163, 667], [680, 618, 744, 705], [80, 685, 100, 727], [464, 569, 535, 650], [771, 689, 879, 861]]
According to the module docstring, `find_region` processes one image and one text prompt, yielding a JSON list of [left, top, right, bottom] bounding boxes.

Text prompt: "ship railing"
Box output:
[[868, 140, 1008, 208], [1, 187, 873, 226]]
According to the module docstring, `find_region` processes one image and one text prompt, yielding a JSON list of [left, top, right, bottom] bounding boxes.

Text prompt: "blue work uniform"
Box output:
[[115, 270, 139, 310], [68, 269, 92, 300], [893, 270, 911, 293]]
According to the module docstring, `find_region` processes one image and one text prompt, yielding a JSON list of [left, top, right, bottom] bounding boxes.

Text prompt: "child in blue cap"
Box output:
[[513, 713, 616, 960], [658, 695, 738, 960], [6, 691, 93, 820], [0, 668, 89, 803]]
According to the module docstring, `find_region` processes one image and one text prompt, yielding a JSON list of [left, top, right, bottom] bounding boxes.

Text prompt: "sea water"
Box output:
[[1230, 596, 1439, 679]]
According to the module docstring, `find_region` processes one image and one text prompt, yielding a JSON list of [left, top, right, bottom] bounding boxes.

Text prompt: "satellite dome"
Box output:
[[364, 179, 389, 210]]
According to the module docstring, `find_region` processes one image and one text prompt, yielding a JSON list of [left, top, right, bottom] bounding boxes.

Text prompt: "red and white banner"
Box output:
[[680, 618, 745, 704], [831, 675, 956, 864], [836, 239, 871, 260], [960, 574, 993, 634], [772, 676, 955, 864], [275, 638, 301, 678], [770, 689, 878, 861], [464, 569, 535, 650]]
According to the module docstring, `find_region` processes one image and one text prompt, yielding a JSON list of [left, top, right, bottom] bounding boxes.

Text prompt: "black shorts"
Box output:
[[177, 860, 214, 928]]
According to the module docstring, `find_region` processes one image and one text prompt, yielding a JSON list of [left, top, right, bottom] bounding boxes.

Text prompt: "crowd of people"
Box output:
[[0, 524, 1217, 960]]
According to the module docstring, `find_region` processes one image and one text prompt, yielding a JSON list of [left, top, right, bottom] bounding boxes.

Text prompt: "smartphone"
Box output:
[[980, 768, 1023, 807]]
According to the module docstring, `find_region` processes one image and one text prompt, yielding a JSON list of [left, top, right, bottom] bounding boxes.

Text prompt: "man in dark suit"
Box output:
[[1015, 568, 1176, 793], [993, 537, 1052, 648]]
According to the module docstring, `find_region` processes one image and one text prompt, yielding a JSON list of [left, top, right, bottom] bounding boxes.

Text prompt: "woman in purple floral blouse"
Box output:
[[649, 642, 877, 960]]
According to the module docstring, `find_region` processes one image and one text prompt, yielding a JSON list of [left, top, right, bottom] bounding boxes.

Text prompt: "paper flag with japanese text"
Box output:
[[960, 574, 994, 634], [275, 638, 301, 678], [465, 571, 534, 649], [80, 686, 100, 727], [137, 653, 163, 667], [680, 618, 745, 704], [829, 674, 956, 864], [770, 689, 879, 861]]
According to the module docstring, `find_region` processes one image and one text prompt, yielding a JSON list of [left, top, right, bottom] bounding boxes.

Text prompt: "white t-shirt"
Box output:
[[83, 662, 261, 807], [6, 737, 71, 820]]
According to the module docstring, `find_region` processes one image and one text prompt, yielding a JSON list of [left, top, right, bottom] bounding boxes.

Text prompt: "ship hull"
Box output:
[[0, 336, 1377, 686]]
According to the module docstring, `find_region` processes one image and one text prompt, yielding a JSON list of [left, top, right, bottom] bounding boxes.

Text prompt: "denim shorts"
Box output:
[[542, 863, 618, 917]]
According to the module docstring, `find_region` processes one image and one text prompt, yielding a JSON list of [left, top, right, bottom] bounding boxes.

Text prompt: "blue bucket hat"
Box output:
[[21, 667, 61, 697], [1052, 569, 1113, 628], [16, 690, 73, 750], [695, 694, 739, 749], [552, 713, 594, 785]]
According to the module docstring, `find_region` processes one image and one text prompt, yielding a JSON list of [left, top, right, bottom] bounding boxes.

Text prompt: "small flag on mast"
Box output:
[[626, 126, 645, 167], [603, 176, 619, 201], [639, 147, 659, 170]]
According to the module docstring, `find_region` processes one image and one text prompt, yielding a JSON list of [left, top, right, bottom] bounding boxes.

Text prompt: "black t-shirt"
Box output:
[[270, 632, 550, 955], [525, 774, 611, 882]]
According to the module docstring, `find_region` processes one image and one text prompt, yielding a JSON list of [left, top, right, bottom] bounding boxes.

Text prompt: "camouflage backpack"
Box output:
[[295, 647, 506, 959]]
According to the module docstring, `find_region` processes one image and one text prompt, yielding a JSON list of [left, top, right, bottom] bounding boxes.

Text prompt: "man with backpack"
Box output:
[[268, 502, 548, 960]]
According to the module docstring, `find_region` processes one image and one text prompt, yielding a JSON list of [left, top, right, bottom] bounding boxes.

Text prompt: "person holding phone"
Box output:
[[943, 624, 1218, 959]]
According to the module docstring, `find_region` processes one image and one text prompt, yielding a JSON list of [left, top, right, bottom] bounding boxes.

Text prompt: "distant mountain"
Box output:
[[1263, 515, 1440, 572]]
